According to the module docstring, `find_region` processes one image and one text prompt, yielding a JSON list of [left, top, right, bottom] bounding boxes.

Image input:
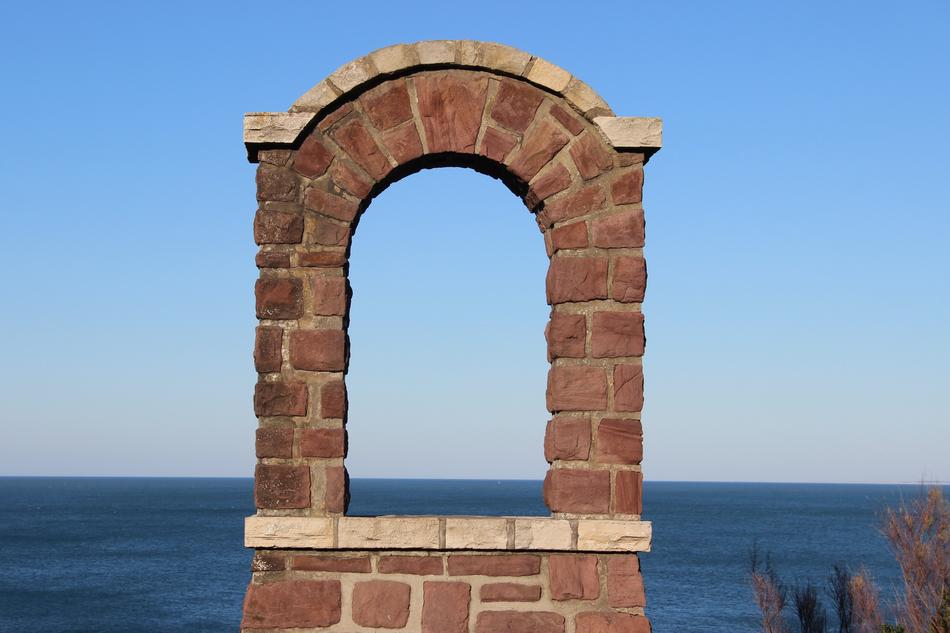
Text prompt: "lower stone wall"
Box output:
[[242, 551, 649, 632]]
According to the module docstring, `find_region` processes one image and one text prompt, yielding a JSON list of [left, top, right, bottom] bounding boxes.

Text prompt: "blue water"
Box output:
[[0, 478, 929, 632]]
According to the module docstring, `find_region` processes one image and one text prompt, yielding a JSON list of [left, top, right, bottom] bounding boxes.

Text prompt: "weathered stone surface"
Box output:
[[380, 124, 424, 165], [613, 364, 644, 412], [254, 326, 282, 373], [576, 520, 651, 552], [256, 250, 290, 268], [328, 58, 374, 94], [324, 466, 347, 513], [596, 419, 643, 465], [298, 250, 347, 268], [255, 277, 303, 319], [352, 580, 411, 629], [331, 119, 390, 180], [549, 104, 585, 135], [591, 209, 645, 248], [309, 216, 351, 247], [591, 311, 645, 358], [612, 168, 643, 205], [549, 554, 600, 600], [415, 39, 456, 65], [576, 611, 651, 633], [256, 164, 299, 202], [330, 160, 373, 198], [255, 427, 292, 458], [565, 78, 613, 117], [545, 256, 608, 304], [253, 381, 308, 417], [594, 116, 663, 150], [474, 42, 532, 75], [369, 43, 415, 75], [546, 366, 607, 412], [320, 380, 346, 419], [508, 120, 570, 182], [543, 469, 610, 514], [243, 516, 334, 548], [570, 134, 614, 181], [304, 186, 359, 222], [480, 583, 542, 602], [544, 416, 591, 461], [607, 556, 646, 607], [244, 112, 312, 145], [293, 134, 334, 178], [541, 185, 607, 226], [447, 555, 540, 577], [254, 464, 310, 509], [415, 72, 489, 153], [310, 276, 347, 316], [480, 126, 518, 162], [526, 57, 572, 92], [339, 517, 441, 549], [251, 551, 286, 572], [445, 518, 508, 549], [289, 330, 346, 372], [291, 79, 338, 114], [551, 221, 588, 251], [422, 581, 470, 633], [299, 428, 345, 458], [610, 257, 647, 303], [379, 555, 444, 575], [291, 555, 371, 573], [254, 207, 304, 244], [614, 470, 643, 515], [513, 519, 573, 550], [528, 163, 573, 206], [545, 313, 586, 359], [476, 611, 565, 633], [241, 580, 341, 629], [491, 80, 544, 133], [360, 81, 413, 130]]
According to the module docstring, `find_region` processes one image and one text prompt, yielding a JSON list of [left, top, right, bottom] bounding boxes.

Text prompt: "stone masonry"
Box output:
[[243, 41, 661, 633]]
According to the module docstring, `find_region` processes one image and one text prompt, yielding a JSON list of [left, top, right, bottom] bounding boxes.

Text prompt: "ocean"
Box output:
[[0, 477, 925, 632]]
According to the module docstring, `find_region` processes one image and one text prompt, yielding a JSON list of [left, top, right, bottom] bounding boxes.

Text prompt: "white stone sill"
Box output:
[[245, 515, 651, 553]]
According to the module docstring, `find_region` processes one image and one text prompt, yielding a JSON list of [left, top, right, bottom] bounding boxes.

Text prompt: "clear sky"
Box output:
[[1, 1, 947, 483]]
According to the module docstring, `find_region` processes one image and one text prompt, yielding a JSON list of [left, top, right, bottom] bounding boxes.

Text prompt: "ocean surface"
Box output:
[[0, 477, 931, 632]]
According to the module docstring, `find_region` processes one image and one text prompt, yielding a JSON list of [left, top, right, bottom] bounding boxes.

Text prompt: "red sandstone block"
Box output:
[[255, 277, 303, 320], [475, 611, 565, 633], [481, 127, 518, 162], [254, 464, 310, 509], [304, 187, 359, 222], [540, 185, 607, 227], [613, 364, 644, 412], [258, 149, 291, 166], [331, 119, 390, 180], [254, 326, 282, 373], [447, 555, 540, 577], [256, 164, 299, 202], [292, 555, 370, 573], [310, 276, 347, 316], [551, 221, 588, 251], [614, 470, 643, 515], [422, 581, 471, 633], [570, 134, 614, 181], [610, 257, 647, 303], [298, 250, 347, 268], [491, 80, 544, 133], [289, 330, 346, 372], [508, 120, 570, 182], [527, 163, 573, 208], [251, 551, 286, 572], [544, 416, 591, 462], [543, 469, 610, 514], [293, 134, 334, 178], [480, 583, 542, 602], [575, 612, 650, 633], [550, 104, 585, 135], [549, 555, 600, 600], [591, 209, 645, 248], [256, 251, 291, 268], [590, 312, 645, 358], [317, 103, 353, 132], [546, 256, 608, 304], [545, 313, 586, 359], [379, 556, 444, 575], [607, 556, 646, 607], [546, 366, 607, 412], [255, 427, 293, 458], [299, 428, 345, 458], [241, 580, 341, 629], [612, 168, 643, 205], [360, 81, 414, 130], [330, 161, 373, 199], [309, 215, 351, 247], [320, 380, 346, 419], [415, 73, 489, 153], [352, 580, 411, 629], [254, 207, 304, 244], [325, 465, 347, 513], [380, 124, 425, 165], [253, 381, 308, 417], [596, 419, 643, 465], [618, 152, 645, 167]]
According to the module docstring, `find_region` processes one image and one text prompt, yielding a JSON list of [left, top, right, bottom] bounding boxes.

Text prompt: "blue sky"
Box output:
[[1, 1, 947, 482]]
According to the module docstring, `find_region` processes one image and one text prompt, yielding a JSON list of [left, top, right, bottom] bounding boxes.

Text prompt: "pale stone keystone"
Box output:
[[576, 520, 652, 552], [243, 112, 313, 145], [594, 116, 664, 154], [444, 517, 509, 549], [338, 517, 441, 549], [513, 518, 573, 550], [244, 516, 334, 548]]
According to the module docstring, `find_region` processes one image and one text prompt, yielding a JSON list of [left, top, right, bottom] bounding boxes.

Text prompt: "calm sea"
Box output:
[[0, 478, 929, 632]]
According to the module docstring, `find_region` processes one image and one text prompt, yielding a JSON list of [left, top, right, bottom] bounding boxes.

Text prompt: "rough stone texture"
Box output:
[[360, 82, 414, 130], [253, 326, 282, 373], [254, 207, 304, 244], [253, 381, 307, 417], [491, 80, 544, 133], [256, 164, 298, 202], [310, 276, 347, 316], [547, 366, 607, 412], [289, 330, 346, 372], [291, 555, 371, 573], [380, 124, 424, 165], [476, 611, 566, 633], [293, 134, 334, 177], [590, 311, 645, 358], [551, 221, 588, 251], [325, 466, 347, 513], [529, 163, 573, 206], [513, 519, 573, 550], [480, 583, 542, 602], [545, 312, 586, 359], [576, 611, 651, 633], [607, 556, 646, 607], [298, 250, 347, 268], [299, 428, 345, 458], [244, 112, 312, 145], [546, 256, 608, 304], [570, 133, 614, 181], [254, 464, 310, 509], [509, 120, 570, 182], [255, 427, 293, 458], [331, 119, 390, 180], [445, 518, 508, 549], [549, 555, 600, 600], [320, 380, 346, 419], [415, 72, 489, 153], [447, 555, 541, 577], [543, 469, 610, 514], [576, 521, 651, 552], [243, 516, 335, 548], [611, 257, 647, 303], [379, 556, 444, 575], [304, 187, 359, 222], [544, 416, 591, 461], [255, 277, 303, 319], [256, 251, 291, 268], [422, 581, 470, 633], [481, 127, 518, 162], [339, 517, 441, 549], [352, 580, 411, 629], [593, 116, 663, 151], [614, 470, 644, 515], [241, 580, 341, 629], [542, 185, 607, 227], [612, 168, 644, 205], [591, 209, 645, 248], [596, 419, 643, 465], [613, 364, 644, 412]]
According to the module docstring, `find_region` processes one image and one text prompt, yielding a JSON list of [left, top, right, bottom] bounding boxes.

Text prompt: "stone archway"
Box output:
[[242, 40, 661, 633]]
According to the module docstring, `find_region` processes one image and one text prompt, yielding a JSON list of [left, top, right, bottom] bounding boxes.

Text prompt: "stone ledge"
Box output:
[[593, 117, 663, 157], [245, 516, 651, 552]]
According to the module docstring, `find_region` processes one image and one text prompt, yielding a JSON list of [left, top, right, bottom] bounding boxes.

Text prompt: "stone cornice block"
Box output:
[[576, 519, 652, 552], [244, 516, 334, 548], [594, 117, 663, 156], [243, 112, 313, 145]]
